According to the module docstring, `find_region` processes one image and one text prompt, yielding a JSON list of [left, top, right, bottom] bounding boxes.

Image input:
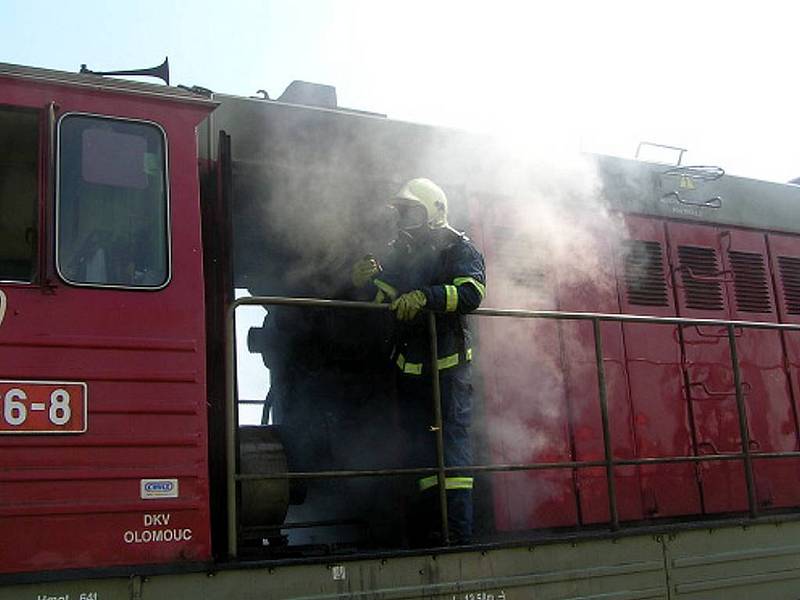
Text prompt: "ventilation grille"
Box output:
[[729, 250, 772, 313], [678, 245, 724, 310], [623, 241, 669, 306], [778, 256, 800, 315]]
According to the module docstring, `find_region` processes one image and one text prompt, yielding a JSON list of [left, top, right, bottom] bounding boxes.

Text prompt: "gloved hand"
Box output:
[[351, 256, 380, 288], [391, 290, 427, 321]]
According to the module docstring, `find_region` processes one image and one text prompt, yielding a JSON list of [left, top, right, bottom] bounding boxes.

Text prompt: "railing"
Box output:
[[225, 296, 800, 557]]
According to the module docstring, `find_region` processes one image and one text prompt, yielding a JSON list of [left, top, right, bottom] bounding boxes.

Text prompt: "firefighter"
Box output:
[[352, 178, 486, 544]]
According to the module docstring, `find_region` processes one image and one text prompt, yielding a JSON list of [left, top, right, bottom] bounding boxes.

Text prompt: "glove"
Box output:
[[351, 256, 380, 288], [391, 290, 427, 321]]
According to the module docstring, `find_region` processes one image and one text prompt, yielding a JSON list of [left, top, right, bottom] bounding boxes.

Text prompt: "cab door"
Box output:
[[0, 75, 215, 574]]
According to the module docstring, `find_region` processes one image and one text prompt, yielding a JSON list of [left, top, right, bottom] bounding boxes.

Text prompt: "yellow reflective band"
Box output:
[[418, 476, 474, 492], [437, 353, 459, 370], [447, 477, 474, 490], [396, 353, 423, 375], [374, 278, 398, 301], [453, 276, 486, 299], [397, 350, 473, 375], [444, 285, 458, 312]]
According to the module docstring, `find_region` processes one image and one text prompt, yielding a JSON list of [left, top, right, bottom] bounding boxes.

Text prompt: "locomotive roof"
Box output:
[[0, 62, 218, 108], [597, 155, 800, 235]]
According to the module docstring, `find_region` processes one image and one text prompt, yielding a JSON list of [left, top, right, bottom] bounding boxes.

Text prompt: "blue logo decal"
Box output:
[[145, 481, 174, 493]]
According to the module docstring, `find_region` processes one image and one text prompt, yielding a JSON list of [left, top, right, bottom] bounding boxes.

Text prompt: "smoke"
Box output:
[[228, 99, 631, 537], [478, 136, 627, 303], [420, 132, 631, 529]]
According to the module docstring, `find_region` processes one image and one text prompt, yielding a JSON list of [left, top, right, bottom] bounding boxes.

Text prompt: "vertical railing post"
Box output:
[[225, 302, 239, 557], [593, 319, 619, 530], [727, 323, 758, 518], [428, 310, 450, 544]]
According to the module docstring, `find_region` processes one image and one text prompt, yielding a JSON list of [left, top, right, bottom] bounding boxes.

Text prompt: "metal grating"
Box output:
[[729, 250, 772, 313], [778, 255, 800, 315], [623, 240, 669, 306], [678, 245, 725, 310]]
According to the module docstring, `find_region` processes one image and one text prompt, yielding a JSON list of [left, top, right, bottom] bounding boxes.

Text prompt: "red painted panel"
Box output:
[[482, 314, 577, 530], [1, 510, 207, 573], [667, 223, 798, 513], [0, 74, 213, 574], [721, 230, 799, 509], [764, 233, 800, 507], [476, 200, 578, 531], [667, 221, 744, 513], [621, 216, 701, 518], [558, 226, 643, 524]]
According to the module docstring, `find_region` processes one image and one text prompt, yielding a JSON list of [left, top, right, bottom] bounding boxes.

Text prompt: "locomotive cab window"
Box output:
[[57, 114, 169, 288], [0, 107, 39, 282]]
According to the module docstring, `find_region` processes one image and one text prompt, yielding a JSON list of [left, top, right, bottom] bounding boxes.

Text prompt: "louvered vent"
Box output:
[[778, 256, 800, 315], [678, 245, 724, 310], [623, 241, 668, 306], [729, 250, 772, 313]]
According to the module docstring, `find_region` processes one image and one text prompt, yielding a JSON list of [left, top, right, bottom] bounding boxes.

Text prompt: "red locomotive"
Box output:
[[3, 60, 800, 599]]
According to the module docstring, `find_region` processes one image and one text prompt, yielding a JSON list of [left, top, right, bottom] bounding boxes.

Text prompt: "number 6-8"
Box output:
[[3, 388, 71, 426]]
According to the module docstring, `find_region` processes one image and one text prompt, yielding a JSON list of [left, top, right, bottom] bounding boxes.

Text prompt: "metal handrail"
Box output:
[[225, 296, 800, 557]]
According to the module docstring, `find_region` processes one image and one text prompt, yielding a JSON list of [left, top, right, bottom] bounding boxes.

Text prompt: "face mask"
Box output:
[[391, 203, 428, 231]]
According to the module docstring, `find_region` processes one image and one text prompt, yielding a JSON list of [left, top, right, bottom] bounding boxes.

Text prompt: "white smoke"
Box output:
[[454, 134, 629, 529], [229, 100, 631, 535]]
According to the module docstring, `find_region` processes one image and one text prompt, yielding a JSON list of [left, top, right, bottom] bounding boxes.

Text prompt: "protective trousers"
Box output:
[[397, 363, 473, 545]]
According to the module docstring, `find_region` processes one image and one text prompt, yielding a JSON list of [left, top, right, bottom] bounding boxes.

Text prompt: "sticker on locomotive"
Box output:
[[140, 478, 179, 499], [0, 380, 87, 434]]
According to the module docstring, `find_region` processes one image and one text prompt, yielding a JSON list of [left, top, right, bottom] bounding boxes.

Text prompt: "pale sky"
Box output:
[[2, 0, 799, 182], [3, 0, 799, 419]]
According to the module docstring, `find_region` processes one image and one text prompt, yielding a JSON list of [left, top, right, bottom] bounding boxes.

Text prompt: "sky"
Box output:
[[2, 0, 800, 182], [3, 0, 799, 420]]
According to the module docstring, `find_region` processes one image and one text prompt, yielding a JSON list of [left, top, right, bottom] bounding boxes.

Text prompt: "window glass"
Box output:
[[0, 107, 38, 282], [57, 115, 168, 288]]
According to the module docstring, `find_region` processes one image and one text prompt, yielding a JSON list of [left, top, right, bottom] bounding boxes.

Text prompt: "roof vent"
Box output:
[[278, 80, 337, 109]]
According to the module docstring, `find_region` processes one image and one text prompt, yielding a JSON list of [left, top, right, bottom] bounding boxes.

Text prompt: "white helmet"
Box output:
[[391, 178, 448, 229]]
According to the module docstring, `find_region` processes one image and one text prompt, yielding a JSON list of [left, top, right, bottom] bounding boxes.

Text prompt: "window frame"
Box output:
[[55, 112, 172, 291]]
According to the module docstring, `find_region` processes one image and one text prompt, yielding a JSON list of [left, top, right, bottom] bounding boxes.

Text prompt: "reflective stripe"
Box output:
[[395, 350, 472, 375], [453, 276, 485, 299], [374, 278, 398, 301], [437, 353, 459, 370], [396, 353, 423, 375], [444, 285, 458, 312], [418, 476, 474, 492]]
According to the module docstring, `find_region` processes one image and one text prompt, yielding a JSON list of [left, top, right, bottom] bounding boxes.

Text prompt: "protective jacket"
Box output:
[[370, 226, 486, 375]]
